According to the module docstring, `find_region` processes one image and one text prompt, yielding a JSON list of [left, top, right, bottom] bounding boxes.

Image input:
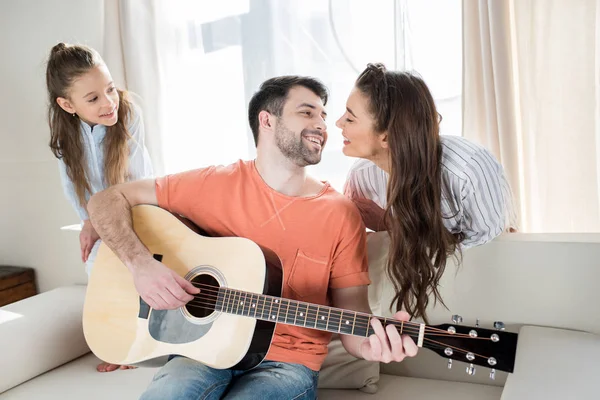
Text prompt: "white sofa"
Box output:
[[2, 233, 600, 399]]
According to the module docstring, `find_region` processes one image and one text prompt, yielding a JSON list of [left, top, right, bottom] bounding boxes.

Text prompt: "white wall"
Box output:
[[0, 0, 105, 292]]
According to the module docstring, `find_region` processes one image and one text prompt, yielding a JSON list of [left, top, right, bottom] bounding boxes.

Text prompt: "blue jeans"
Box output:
[[140, 356, 319, 400]]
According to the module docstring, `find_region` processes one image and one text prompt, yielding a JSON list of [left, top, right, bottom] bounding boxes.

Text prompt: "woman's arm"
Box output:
[[344, 163, 388, 231]]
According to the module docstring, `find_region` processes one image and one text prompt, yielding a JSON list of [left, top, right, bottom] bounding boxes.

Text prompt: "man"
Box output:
[[88, 76, 418, 399]]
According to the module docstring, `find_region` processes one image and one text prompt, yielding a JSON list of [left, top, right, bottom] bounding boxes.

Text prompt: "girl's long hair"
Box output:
[[46, 43, 132, 206], [356, 63, 462, 323]]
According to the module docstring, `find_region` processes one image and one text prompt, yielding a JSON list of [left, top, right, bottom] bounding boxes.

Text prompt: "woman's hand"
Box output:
[[352, 197, 387, 232], [80, 219, 100, 263]]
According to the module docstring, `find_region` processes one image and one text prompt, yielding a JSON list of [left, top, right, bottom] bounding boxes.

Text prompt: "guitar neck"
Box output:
[[215, 287, 423, 343]]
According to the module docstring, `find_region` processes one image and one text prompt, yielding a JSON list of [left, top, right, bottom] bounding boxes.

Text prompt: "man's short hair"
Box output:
[[248, 76, 329, 146]]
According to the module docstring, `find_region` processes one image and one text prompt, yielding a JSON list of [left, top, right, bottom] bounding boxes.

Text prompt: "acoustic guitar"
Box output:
[[82, 205, 518, 378]]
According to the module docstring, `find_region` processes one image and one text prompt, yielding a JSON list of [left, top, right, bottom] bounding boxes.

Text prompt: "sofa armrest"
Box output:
[[501, 325, 600, 400], [0, 285, 90, 393]]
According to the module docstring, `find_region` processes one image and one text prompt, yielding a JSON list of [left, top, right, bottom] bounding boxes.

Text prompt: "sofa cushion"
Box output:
[[501, 325, 600, 400], [0, 353, 502, 400], [319, 374, 502, 400], [0, 285, 89, 394], [0, 353, 156, 399]]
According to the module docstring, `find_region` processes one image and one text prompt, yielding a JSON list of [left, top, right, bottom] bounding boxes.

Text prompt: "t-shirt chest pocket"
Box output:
[[287, 250, 330, 302]]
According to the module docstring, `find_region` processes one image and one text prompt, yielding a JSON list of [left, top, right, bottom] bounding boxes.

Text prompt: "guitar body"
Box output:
[[83, 205, 282, 370]]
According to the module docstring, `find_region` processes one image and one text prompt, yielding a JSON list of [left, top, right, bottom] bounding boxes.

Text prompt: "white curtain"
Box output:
[[463, 0, 600, 232], [102, 0, 171, 175], [102, 0, 462, 192]]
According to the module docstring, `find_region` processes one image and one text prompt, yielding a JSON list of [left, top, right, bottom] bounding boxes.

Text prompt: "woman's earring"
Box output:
[[72, 113, 76, 117]]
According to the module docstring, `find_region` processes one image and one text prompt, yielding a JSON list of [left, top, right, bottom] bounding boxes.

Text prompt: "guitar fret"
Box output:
[[240, 291, 246, 316], [325, 308, 331, 331], [245, 292, 251, 316], [352, 314, 369, 337], [217, 288, 225, 312], [215, 288, 222, 312], [225, 288, 232, 314], [313, 306, 325, 331], [253, 293, 259, 318], [284, 299, 291, 324], [304, 303, 309, 327], [248, 293, 254, 317], [292, 300, 299, 325], [328, 309, 341, 333], [275, 298, 284, 323], [351, 312, 357, 335], [339, 310, 355, 335], [234, 290, 241, 315]]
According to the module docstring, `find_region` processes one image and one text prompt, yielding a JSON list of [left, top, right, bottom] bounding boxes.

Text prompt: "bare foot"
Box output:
[[96, 362, 137, 372]]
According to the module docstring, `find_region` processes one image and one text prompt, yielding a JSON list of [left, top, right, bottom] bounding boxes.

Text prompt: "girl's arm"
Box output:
[[58, 158, 89, 220], [127, 103, 154, 181]]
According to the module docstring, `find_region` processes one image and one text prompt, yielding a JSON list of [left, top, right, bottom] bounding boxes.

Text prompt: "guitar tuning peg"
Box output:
[[466, 363, 476, 375], [451, 314, 463, 324], [490, 368, 496, 380], [493, 321, 505, 331], [447, 359, 453, 369]]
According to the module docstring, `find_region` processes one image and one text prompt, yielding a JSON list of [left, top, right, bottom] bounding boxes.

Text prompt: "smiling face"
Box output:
[[336, 87, 388, 161], [273, 85, 328, 166], [56, 64, 120, 127]]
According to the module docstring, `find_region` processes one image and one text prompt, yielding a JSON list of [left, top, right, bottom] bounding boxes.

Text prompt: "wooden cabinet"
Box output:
[[0, 266, 37, 307]]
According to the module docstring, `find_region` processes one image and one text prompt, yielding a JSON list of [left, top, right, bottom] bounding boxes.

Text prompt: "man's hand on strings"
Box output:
[[360, 311, 419, 363]]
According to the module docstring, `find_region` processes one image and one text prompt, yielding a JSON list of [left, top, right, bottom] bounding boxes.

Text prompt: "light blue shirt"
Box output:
[[58, 104, 154, 221]]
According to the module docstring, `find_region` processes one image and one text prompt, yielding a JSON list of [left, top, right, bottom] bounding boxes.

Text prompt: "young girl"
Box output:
[[46, 43, 153, 371], [337, 63, 517, 323]]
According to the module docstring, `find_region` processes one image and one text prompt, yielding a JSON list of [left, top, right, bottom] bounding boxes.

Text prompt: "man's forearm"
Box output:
[[340, 334, 366, 359], [339, 302, 372, 359], [87, 187, 152, 271]]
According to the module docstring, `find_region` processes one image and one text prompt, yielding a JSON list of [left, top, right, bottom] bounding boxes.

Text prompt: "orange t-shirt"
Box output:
[[155, 160, 370, 371]]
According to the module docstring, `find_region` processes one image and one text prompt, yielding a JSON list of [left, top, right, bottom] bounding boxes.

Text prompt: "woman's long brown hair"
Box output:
[[356, 63, 462, 323], [46, 43, 132, 207]]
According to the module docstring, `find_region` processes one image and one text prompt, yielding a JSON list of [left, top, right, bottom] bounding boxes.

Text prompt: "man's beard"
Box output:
[[274, 122, 323, 167]]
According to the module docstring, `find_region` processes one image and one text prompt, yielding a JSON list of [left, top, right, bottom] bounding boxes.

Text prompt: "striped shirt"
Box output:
[[58, 104, 154, 221], [344, 135, 517, 249]]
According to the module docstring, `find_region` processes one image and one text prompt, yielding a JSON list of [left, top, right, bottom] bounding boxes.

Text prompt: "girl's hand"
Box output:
[[80, 220, 100, 263]]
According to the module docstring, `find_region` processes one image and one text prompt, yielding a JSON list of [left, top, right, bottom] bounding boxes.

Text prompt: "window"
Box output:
[[160, 0, 462, 191]]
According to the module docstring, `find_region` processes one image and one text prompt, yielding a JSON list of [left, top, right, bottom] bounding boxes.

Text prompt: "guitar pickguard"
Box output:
[[147, 306, 213, 344]]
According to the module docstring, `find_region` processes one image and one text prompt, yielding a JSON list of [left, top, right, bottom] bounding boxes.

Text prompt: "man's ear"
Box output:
[[379, 132, 389, 149], [56, 97, 75, 114], [258, 110, 274, 132]]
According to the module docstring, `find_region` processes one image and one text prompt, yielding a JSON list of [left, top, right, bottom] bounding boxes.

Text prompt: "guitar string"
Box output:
[[183, 283, 490, 339], [179, 299, 487, 361], [185, 289, 485, 339], [185, 282, 468, 336], [184, 292, 443, 336], [184, 296, 475, 341]]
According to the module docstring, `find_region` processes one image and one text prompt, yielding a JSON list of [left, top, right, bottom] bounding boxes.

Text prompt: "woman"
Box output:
[[337, 63, 516, 322]]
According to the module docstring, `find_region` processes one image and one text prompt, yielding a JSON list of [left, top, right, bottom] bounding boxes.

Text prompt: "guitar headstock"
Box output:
[[424, 316, 518, 379]]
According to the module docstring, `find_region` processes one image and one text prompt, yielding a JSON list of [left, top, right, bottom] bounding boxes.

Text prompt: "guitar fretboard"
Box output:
[[214, 287, 405, 338]]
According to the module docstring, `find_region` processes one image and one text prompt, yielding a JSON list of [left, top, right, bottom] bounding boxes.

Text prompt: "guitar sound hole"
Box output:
[[185, 274, 220, 319]]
